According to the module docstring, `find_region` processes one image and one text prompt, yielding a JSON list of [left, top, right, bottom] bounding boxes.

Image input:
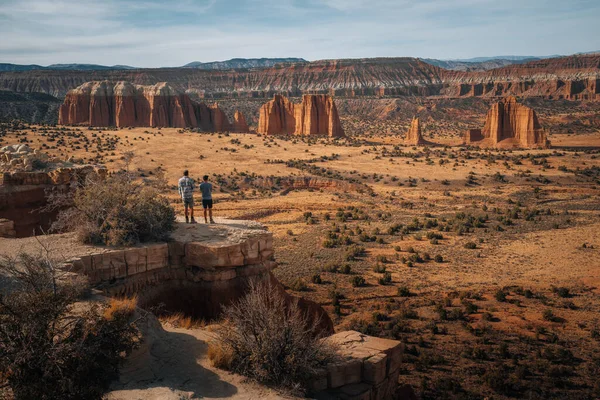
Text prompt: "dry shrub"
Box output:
[[103, 296, 138, 321], [159, 312, 204, 329], [209, 280, 336, 393], [52, 173, 175, 246], [0, 253, 139, 400]]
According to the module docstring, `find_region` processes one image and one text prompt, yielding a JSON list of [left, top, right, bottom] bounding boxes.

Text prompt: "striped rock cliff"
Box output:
[[2, 55, 599, 101]]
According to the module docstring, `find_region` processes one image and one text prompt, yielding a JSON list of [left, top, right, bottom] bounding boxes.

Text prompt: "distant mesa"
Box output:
[[58, 81, 249, 132], [405, 117, 427, 145], [464, 96, 550, 149], [257, 94, 344, 137]]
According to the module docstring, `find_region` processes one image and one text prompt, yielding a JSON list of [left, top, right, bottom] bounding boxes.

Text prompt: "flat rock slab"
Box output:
[[172, 217, 269, 246]]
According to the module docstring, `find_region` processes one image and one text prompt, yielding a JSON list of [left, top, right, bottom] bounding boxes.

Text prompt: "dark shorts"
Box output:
[[183, 198, 194, 208], [202, 199, 213, 209]]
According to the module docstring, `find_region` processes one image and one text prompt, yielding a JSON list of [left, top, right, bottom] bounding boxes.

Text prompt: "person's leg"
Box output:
[[184, 202, 189, 223], [190, 203, 196, 223], [203, 200, 208, 223], [209, 200, 214, 223]]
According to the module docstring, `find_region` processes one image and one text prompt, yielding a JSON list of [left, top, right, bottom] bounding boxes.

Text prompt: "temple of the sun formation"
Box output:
[[405, 117, 426, 145], [58, 81, 248, 132], [464, 96, 550, 149], [257, 94, 344, 137]]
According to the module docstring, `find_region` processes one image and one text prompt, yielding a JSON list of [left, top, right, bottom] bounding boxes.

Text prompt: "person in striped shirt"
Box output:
[[178, 170, 196, 224]]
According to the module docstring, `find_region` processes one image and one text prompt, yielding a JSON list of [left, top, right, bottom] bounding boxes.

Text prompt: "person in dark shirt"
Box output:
[[177, 170, 196, 224], [199, 175, 215, 224]]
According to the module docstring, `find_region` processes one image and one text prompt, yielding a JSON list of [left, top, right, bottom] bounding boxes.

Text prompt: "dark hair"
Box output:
[[183, 170, 189, 176], [203, 175, 209, 181]]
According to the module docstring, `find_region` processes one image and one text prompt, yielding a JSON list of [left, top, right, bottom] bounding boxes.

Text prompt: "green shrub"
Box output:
[[351, 276, 366, 287]]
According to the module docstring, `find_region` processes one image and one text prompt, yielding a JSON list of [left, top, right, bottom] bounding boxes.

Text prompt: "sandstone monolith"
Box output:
[[464, 97, 550, 148], [405, 117, 425, 145], [256, 95, 296, 135], [231, 110, 249, 132], [257, 94, 344, 137], [59, 81, 232, 131], [294, 94, 345, 137]]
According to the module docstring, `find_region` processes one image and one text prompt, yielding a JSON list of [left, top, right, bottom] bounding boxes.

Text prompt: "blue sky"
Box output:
[[0, 0, 599, 67]]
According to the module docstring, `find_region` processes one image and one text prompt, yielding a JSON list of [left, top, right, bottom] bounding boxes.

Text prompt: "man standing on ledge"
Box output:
[[178, 170, 196, 224], [200, 175, 215, 224]]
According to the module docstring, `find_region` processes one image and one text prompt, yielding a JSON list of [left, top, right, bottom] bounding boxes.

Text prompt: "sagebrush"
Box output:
[[209, 280, 336, 393], [52, 173, 175, 246], [0, 252, 139, 400]]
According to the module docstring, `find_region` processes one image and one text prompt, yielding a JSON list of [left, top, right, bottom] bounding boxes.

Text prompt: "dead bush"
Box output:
[[209, 280, 336, 393], [52, 173, 175, 246], [0, 252, 139, 400]]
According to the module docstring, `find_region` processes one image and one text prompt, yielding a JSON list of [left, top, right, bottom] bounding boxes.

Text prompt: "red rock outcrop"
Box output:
[[405, 117, 426, 145], [231, 110, 249, 132], [464, 97, 550, 148], [257, 94, 344, 137], [257, 95, 297, 135], [294, 94, 345, 137], [58, 81, 233, 130]]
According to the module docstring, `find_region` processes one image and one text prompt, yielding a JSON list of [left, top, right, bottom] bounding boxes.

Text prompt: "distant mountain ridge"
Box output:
[[182, 58, 307, 69], [0, 63, 136, 72]]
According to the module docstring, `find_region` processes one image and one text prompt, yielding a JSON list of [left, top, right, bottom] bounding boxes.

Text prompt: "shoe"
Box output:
[[185, 216, 189, 224], [190, 218, 197, 224], [210, 219, 215, 224]]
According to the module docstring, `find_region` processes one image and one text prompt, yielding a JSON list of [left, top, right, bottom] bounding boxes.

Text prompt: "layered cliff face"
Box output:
[[257, 94, 344, 137], [464, 97, 550, 148], [405, 117, 425, 145], [58, 81, 233, 130], [3, 55, 599, 101]]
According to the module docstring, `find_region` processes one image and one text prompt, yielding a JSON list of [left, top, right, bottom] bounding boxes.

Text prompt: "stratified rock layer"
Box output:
[[405, 117, 425, 145], [58, 81, 233, 130], [66, 219, 334, 334], [464, 97, 550, 148], [0, 164, 106, 237], [257, 94, 344, 137]]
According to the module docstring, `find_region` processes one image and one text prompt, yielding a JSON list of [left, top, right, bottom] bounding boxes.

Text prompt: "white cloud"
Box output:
[[0, 0, 598, 67]]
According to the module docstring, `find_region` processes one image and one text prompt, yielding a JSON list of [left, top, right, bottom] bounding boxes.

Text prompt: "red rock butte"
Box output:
[[257, 94, 344, 137], [464, 97, 550, 149], [58, 81, 249, 131], [405, 117, 426, 145]]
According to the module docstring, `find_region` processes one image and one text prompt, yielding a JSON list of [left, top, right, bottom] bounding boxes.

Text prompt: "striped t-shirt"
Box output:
[[178, 176, 195, 200]]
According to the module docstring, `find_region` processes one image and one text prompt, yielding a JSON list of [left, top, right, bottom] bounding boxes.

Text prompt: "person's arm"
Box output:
[[178, 179, 183, 197]]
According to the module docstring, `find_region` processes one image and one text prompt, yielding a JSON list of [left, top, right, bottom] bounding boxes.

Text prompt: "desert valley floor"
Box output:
[[2, 123, 600, 399]]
